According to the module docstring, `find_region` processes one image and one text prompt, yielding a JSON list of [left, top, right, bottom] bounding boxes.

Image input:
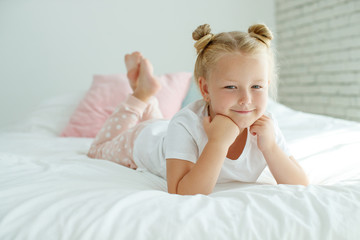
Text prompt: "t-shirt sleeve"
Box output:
[[165, 114, 200, 164], [271, 114, 292, 156]]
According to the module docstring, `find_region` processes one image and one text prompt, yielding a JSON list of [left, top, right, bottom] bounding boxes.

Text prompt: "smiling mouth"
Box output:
[[232, 109, 254, 114]]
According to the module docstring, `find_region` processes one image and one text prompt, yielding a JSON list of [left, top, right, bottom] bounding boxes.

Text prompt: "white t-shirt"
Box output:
[[133, 99, 291, 183]]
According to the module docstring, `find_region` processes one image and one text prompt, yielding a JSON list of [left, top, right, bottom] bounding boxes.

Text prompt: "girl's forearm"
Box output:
[[176, 141, 228, 195], [262, 144, 309, 186]]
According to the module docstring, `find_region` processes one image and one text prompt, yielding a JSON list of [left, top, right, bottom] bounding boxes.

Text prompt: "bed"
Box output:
[[1, 82, 360, 240]]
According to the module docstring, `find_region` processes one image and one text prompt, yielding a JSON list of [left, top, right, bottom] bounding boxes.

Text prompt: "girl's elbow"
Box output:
[[277, 178, 309, 186], [174, 185, 212, 196], [298, 174, 310, 186], [301, 177, 310, 186]]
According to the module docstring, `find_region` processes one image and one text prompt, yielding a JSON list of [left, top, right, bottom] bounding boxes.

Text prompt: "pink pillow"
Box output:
[[61, 72, 192, 138]]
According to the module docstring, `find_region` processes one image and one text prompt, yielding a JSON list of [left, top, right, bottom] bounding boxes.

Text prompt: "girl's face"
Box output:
[[199, 52, 269, 129]]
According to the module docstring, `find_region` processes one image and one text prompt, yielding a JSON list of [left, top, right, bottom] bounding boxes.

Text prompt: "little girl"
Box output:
[[87, 24, 309, 195]]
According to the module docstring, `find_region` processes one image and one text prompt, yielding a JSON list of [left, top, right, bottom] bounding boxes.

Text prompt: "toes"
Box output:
[[124, 52, 143, 66], [124, 54, 130, 62], [130, 52, 143, 63], [132, 51, 142, 58]]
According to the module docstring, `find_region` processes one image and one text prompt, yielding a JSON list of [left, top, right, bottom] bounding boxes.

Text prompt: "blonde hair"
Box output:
[[192, 24, 278, 99]]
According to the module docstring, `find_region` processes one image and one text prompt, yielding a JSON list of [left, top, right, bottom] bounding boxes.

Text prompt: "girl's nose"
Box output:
[[238, 90, 251, 105]]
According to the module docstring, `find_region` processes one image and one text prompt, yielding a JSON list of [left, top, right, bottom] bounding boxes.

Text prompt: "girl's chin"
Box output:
[[233, 121, 251, 129], [211, 110, 263, 129], [232, 112, 264, 129], [234, 118, 258, 129]]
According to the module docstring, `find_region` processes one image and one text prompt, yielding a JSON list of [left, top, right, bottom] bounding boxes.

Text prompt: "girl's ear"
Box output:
[[198, 76, 209, 101]]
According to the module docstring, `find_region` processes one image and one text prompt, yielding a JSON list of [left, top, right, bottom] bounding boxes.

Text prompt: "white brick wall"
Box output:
[[275, 0, 360, 122]]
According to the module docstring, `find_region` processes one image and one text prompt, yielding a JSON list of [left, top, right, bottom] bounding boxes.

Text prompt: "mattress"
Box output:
[[0, 92, 359, 240]]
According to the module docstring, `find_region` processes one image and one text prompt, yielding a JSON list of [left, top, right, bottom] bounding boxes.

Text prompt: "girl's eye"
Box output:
[[252, 85, 262, 89], [225, 85, 236, 89]]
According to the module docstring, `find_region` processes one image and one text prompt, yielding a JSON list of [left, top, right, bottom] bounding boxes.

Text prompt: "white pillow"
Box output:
[[2, 83, 200, 137], [3, 91, 86, 136]]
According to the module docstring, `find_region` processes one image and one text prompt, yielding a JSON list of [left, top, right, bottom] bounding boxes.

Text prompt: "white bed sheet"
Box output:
[[1, 95, 360, 240]]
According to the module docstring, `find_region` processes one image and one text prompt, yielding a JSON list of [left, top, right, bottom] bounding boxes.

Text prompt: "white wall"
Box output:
[[0, 0, 276, 128]]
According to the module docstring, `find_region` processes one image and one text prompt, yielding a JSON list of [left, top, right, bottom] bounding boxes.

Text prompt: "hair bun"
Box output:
[[192, 24, 211, 41], [248, 24, 273, 47], [192, 24, 213, 54]]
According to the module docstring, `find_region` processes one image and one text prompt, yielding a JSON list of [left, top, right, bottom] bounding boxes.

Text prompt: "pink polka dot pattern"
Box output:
[[87, 95, 163, 169]]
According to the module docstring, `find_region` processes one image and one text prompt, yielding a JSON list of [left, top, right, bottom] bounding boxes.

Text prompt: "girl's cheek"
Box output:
[[255, 92, 268, 107]]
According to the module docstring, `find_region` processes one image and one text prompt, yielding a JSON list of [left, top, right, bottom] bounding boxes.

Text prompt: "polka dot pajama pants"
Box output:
[[87, 95, 163, 169]]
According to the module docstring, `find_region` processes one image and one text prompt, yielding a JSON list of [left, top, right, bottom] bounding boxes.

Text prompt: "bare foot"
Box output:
[[133, 58, 161, 103], [124, 51, 143, 91]]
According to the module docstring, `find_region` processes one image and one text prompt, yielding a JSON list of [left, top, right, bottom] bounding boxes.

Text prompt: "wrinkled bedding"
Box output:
[[1, 95, 360, 240]]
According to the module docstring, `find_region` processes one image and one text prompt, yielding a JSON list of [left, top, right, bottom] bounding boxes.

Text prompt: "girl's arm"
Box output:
[[167, 142, 227, 195], [250, 115, 309, 186], [166, 115, 240, 195], [262, 148, 308, 185]]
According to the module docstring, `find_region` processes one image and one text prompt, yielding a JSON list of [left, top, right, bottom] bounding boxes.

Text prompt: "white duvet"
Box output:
[[1, 93, 360, 240]]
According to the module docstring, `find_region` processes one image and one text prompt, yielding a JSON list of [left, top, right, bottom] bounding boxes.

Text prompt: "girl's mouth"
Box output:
[[232, 109, 254, 114]]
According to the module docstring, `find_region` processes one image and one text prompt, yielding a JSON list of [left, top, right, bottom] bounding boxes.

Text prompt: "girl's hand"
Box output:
[[249, 115, 276, 153], [203, 115, 240, 147]]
